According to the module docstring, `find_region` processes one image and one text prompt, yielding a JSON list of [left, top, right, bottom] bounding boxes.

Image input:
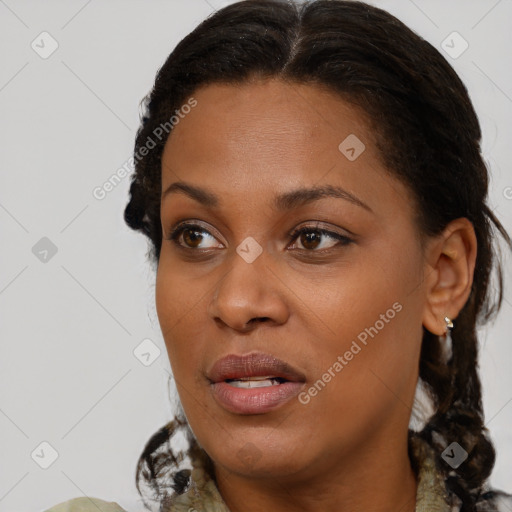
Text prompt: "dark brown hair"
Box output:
[[123, 1, 511, 511]]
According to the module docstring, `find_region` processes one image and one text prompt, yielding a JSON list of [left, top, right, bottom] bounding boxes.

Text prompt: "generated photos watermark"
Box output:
[[298, 301, 403, 405], [92, 96, 198, 200]]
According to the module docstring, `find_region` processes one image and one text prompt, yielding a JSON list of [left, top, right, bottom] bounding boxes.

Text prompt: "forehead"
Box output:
[[160, 78, 413, 223], [162, 78, 380, 176]]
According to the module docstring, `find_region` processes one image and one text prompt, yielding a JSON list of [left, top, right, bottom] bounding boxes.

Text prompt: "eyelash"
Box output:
[[165, 221, 353, 253], [288, 225, 353, 252]]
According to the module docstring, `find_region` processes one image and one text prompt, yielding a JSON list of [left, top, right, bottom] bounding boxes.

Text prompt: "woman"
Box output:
[[46, 0, 511, 511]]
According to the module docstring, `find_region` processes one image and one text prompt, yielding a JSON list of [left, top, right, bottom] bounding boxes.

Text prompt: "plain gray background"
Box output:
[[1, 1, 511, 511]]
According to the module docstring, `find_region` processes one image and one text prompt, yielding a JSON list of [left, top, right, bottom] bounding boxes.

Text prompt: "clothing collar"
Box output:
[[164, 434, 451, 512]]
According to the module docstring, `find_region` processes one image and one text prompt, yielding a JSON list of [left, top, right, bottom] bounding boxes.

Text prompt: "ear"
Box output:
[[422, 218, 477, 336]]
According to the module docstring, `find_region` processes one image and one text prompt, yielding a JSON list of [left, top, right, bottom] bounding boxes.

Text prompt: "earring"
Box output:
[[439, 316, 453, 364]]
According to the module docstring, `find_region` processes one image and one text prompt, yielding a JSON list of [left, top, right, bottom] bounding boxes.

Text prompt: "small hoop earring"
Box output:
[[440, 316, 453, 364], [444, 316, 454, 332]]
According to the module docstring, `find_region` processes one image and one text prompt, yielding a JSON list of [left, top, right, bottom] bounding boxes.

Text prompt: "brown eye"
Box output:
[[299, 230, 322, 250], [289, 226, 353, 252], [166, 223, 222, 250], [182, 228, 205, 248]]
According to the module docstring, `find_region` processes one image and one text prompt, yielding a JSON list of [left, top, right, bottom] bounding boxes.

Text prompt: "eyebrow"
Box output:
[[162, 181, 373, 213]]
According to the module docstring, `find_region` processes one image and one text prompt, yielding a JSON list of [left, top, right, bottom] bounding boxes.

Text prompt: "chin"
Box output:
[[206, 431, 310, 478]]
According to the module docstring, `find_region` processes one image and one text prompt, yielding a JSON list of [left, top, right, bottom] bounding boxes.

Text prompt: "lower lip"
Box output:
[[211, 381, 305, 414]]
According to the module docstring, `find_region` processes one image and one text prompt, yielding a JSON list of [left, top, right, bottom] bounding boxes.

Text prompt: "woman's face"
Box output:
[[156, 78, 430, 481]]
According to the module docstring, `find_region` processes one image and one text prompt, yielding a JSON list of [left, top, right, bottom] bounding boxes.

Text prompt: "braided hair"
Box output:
[[124, 1, 512, 510]]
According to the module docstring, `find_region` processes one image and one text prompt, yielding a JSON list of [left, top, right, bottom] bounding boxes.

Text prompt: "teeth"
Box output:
[[238, 376, 276, 381], [227, 378, 281, 388]]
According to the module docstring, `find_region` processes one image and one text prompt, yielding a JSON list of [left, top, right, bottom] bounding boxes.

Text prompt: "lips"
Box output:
[[207, 352, 306, 384], [207, 352, 306, 415]]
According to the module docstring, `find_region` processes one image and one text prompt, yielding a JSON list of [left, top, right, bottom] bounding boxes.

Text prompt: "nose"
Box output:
[[207, 248, 289, 332]]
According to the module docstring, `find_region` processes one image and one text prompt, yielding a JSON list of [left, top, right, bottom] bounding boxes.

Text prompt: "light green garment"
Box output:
[[44, 435, 451, 512], [44, 496, 127, 512]]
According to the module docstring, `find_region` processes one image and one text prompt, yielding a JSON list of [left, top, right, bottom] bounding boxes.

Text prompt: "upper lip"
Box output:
[[207, 352, 306, 384]]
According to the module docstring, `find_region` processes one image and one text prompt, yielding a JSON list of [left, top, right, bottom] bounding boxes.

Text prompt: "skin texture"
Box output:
[[155, 78, 477, 512]]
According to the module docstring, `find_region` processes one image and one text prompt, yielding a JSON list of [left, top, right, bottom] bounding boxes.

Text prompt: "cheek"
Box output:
[[155, 253, 205, 334], [155, 260, 198, 372], [303, 240, 423, 400], [155, 265, 176, 352], [155, 250, 187, 318], [305, 244, 417, 347]]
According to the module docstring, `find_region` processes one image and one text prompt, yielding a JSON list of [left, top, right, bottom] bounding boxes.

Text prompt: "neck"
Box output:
[[214, 428, 418, 512]]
